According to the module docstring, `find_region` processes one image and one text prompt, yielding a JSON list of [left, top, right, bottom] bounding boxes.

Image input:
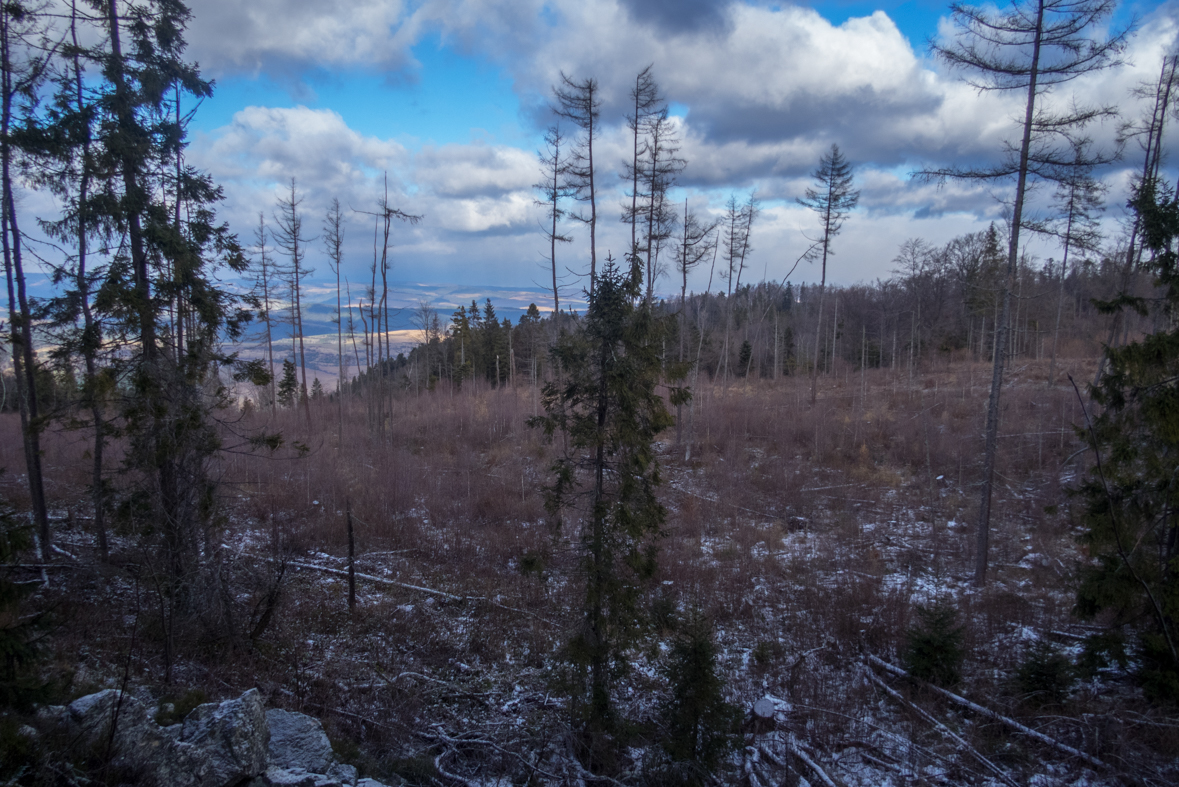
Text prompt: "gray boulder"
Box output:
[[57, 689, 197, 784], [327, 763, 358, 785], [267, 708, 334, 773], [44, 688, 383, 787], [179, 689, 270, 787], [248, 767, 346, 787]]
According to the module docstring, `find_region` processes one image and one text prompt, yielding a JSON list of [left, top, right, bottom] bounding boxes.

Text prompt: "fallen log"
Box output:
[[867, 653, 1108, 771], [864, 665, 1018, 787]]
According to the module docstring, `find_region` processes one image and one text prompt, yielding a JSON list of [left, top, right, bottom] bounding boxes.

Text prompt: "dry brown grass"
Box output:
[[2, 357, 1174, 785]]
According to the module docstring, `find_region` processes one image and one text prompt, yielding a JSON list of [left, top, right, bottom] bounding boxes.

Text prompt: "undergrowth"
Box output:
[[1, 358, 1175, 785]]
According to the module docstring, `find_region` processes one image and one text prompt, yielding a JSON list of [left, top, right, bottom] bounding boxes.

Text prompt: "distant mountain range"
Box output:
[[235, 281, 577, 388], [252, 281, 572, 340]]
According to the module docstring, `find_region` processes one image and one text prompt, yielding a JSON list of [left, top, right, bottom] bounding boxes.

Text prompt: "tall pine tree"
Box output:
[[1075, 177, 1179, 702], [531, 254, 689, 768]]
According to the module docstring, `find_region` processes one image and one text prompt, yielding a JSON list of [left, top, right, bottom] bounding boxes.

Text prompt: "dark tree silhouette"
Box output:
[[535, 125, 572, 317], [798, 144, 858, 404], [531, 254, 688, 768], [552, 73, 601, 294]]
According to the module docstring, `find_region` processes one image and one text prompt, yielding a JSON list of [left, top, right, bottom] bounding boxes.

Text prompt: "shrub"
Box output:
[[1015, 640, 1074, 707], [0, 489, 46, 711], [904, 602, 964, 687], [657, 612, 741, 785]]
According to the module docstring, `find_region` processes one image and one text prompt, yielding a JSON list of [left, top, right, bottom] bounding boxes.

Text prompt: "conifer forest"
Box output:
[[1, 0, 1179, 785]]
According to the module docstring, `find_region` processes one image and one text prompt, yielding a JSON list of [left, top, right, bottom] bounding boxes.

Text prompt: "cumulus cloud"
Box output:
[[186, 0, 417, 79], [190, 105, 545, 286], [412, 143, 537, 197], [195, 106, 409, 188], [177, 0, 1179, 289], [617, 0, 734, 33], [439, 0, 1031, 175]]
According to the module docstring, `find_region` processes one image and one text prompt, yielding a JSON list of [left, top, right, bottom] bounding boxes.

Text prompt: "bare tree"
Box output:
[[415, 301, 442, 389], [675, 200, 718, 360], [252, 213, 278, 414], [640, 111, 685, 302], [1048, 139, 1105, 386], [718, 195, 758, 383], [273, 179, 314, 423], [552, 73, 601, 293], [622, 65, 663, 254], [1095, 53, 1178, 384], [924, 0, 1128, 586], [355, 175, 421, 436], [345, 278, 362, 380], [674, 200, 717, 444], [324, 198, 346, 445], [1, 0, 51, 557], [799, 144, 859, 405], [535, 125, 572, 317]]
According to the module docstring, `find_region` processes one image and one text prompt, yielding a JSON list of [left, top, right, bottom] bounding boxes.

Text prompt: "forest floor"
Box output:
[[2, 357, 1177, 786]]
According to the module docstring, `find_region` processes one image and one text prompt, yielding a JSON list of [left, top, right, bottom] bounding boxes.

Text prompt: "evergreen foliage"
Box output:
[[277, 360, 298, 408], [1015, 640, 1074, 707], [903, 602, 965, 687], [737, 340, 752, 376], [531, 252, 689, 765], [657, 612, 741, 784], [0, 487, 45, 710], [1075, 177, 1179, 702], [0, 1, 278, 676]]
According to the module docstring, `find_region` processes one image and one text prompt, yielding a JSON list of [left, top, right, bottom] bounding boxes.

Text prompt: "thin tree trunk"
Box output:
[[258, 215, 277, 414], [70, 5, 107, 559], [810, 284, 826, 404], [346, 281, 361, 378], [2, 12, 50, 558], [551, 133, 562, 316], [588, 104, 597, 295], [347, 500, 356, 613], [976, 0, 1044, 587], [1095, 55, 1177, 386], [293, 258, 310, 423], [1048, 249, 1070, 386]]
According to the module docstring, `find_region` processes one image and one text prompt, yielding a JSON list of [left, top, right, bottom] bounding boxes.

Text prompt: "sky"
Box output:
[[174, 0, 1177, 311]]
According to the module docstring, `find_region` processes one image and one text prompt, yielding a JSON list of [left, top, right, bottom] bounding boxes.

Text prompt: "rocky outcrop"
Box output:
[[44, 688, 383, 787], [180, 689, 270, 787], [266, 709, 334, 773]]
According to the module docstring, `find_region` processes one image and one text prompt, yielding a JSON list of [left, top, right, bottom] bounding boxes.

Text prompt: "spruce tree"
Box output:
[[87, 1, 257, 643], [277, 360, 298, 408], [659, 612, 741, 784], [1075, 177, 1179, 702], [531, 253, 689, 767]]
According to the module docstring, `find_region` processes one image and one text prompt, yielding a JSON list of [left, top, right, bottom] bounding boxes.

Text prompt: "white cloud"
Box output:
[[177, 0, 1179, 290], [194, 106, 409, 190], [187, 0, 415, 78], [190, 105, 547, 286], [412, 143, 537, 197]]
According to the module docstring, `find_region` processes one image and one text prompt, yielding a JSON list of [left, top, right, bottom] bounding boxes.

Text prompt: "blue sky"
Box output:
[[176, 0, 1176, 307], [196, 44, 528, 150]]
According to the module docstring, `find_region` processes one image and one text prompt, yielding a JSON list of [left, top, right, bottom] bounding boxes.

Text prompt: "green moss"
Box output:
[[155, 688, 207, 726]]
